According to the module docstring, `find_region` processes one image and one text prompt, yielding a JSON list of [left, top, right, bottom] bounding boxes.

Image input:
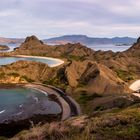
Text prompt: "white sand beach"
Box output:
[[129, 80, 140, 98], [14, 55, 64, 67], [129, 80, 140, 91]]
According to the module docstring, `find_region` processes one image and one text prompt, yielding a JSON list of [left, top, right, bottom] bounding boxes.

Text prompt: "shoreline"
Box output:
[[129, 80, 140, 98], [12, 55, 64, 67], [129, 80, 140, 91], [24, 84, 71, 120], [0, 83, 80, 120]]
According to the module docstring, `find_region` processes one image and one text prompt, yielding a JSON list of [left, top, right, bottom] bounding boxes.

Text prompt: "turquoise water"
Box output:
[[0, 57, 60, 66], [0, 88, 61, 122]]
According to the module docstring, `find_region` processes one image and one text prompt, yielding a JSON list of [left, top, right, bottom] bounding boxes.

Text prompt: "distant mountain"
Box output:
[[0, 35, 137, 46], [44, 35, 137, 45]]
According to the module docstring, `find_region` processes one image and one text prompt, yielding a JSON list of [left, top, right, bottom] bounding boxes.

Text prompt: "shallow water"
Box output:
[[0, 87, 61, 122], [0, 56, 61, 66]]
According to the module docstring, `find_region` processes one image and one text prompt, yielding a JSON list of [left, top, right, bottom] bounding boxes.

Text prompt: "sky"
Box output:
[[0, 0, 140, 39]]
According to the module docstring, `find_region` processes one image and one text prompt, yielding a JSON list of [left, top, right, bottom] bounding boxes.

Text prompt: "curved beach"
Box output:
[[14, 55, 64, 67], [25, 83, 81, 120], [129, 80, 140, 91], [129, 80, 140, 98]]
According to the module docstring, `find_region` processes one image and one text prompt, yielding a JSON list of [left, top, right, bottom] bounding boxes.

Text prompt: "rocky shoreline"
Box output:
[[0, 83, 80, 137], [0, 84, 61, 137], [13, 55, 65, 67]]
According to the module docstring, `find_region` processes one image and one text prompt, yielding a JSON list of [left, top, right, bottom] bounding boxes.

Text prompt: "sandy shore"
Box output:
[[24, 84, 71, 120], [14, 55, 64, 67], [129, 80, 140, 98], [129, 80, 140, 91]]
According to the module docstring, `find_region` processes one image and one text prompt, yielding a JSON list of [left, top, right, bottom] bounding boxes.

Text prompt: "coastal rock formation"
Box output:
[[0, 60, 50, 83], [13, 35, 94, 58], [0, 45, 9, 51], [124, 37, 140, 57]]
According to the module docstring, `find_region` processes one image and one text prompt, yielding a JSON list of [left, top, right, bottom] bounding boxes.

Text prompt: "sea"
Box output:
[[0, 43, 131, 53], [87, 44, 131, 52]]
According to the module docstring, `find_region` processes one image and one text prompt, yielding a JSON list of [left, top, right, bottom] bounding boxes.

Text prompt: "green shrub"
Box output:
[[7, 73, 20, 77], [78, 92, 102, 104], [0, 73, 5, 79], [20, 76, 35, 82], [115, 69, 134, 82]]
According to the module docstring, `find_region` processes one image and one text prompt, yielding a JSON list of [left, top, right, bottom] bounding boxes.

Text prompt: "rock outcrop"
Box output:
[[0, 45, 9, 51], [0, 60, 51, 83], [13, 36, 94, 59]]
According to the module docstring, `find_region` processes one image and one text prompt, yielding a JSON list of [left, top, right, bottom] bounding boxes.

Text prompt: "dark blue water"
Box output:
[[0, 88, 61, 122]]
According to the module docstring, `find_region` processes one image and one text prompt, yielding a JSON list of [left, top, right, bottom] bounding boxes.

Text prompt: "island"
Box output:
[[0, 45, 9, 51], [1, 35, 140, 140]]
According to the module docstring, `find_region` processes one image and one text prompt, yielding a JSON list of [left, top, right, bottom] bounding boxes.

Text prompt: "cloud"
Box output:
[[0, 0, 139, 38]]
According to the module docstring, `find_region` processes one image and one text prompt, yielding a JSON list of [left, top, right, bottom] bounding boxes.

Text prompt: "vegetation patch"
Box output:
[[61, 54, 85, 61], [115, 69, 134, 82], [7, 73, 20, 77], [78, 92, 102, 104], [43, 67, 68, 90], [20, 76, 35, 82], [11, 104, 140, 140], [0, 73, 5, 79]]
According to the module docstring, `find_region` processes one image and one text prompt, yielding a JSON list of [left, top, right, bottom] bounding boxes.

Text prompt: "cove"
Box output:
[[0, 86, 62, 137], [0, 55, 64, 67]]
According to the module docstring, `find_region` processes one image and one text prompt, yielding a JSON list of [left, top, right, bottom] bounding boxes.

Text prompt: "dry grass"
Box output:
[[10, 104, 140, 140]]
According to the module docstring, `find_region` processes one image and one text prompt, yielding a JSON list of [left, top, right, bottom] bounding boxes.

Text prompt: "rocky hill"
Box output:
[[1, 35, 137, 116], [1, 35, 140, 139], [12, 35, 140, 85], [77, 37, 140, 86], [13, 35, 94, 59], [5, 35, 130, 95]]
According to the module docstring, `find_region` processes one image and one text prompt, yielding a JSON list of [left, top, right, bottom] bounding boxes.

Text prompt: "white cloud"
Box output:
[[0, 0, 139, 38]]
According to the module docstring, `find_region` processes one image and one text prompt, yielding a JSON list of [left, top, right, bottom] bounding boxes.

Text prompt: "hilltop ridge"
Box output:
[[0, 35, 136, 46], [1, 35, 140, 139]]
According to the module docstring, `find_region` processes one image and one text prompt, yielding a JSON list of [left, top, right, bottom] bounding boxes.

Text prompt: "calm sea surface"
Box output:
[[0, 88, 61, 122], [87, 44, 131, 52]]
